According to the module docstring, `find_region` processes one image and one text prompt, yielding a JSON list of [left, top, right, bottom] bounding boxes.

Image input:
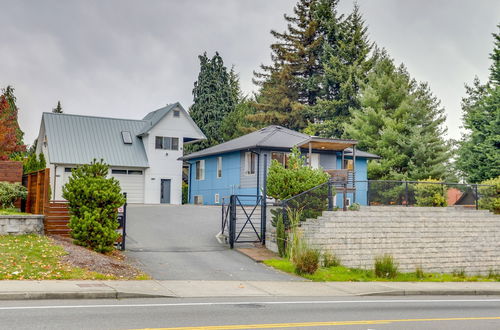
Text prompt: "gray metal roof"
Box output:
[[181, 125, 380, 160], [138, 102, 206, 140], [43, 112, 149, 167]]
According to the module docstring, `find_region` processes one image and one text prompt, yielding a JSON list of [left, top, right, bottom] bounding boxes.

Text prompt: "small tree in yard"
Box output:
[[62, 159, 125, 253]]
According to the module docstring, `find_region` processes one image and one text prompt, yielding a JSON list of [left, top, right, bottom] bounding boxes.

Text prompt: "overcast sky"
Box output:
[[1, 0, 498, 145]]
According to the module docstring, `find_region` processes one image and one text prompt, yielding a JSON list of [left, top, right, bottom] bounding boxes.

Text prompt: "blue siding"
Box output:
[[188, 149, 371, 206], [335, 157, 368, 207]]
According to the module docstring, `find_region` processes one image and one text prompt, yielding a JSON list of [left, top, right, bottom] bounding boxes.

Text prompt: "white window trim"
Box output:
[[244, 152, 256, 176], [216, 157, 222, 178], [196, 160, 205, 181], [214, 193, 220, 204]]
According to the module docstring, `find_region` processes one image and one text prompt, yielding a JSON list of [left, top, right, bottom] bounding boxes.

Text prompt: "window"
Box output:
[[111, 169, 143, 175], [155, 136, 179, 150], [244, 152, 257, 175], [64, 168, 74, 173], [343, 159, 354, 170], [217, 157, 222, 178], [194, 195, 203, 205], [173, 110, 180, 117], [121, 131, 132, 144], [271, 152, 289, 167], [196, 160, 205, 180], [214, 193, 220, 204]]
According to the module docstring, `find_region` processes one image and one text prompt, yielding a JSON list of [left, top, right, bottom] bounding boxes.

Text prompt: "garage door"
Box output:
[[111, 169, 144, 204]]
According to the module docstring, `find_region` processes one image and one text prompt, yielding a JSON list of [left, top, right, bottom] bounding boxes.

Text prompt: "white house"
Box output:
[[35, 102, 206, 204]]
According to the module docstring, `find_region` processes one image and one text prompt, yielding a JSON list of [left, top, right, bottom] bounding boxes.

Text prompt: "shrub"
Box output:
[[348, 203, 360, 211], [294, 248, 320, 275], [62, 159, 125, 253], [267, 147, 330, 201], [478, 176, 500, 214], [374, 254, 398, 278], [415, 266, 425, 279], [322, 251, 341, 267], [0, 182, 27, 209], [275, 213, 287, 258], [414, 179, 447, 207], [182, 181, 188, 204]]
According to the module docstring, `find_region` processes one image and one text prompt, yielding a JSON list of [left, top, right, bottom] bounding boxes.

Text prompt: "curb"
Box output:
[[0, 291, 175, 301], [362, 290, 500, 296]]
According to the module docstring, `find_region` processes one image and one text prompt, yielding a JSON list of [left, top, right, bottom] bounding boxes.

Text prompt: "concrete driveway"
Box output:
[[125, 204, 297, 281]]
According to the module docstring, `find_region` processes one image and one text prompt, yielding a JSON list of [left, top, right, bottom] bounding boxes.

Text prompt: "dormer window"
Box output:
[[121, 131, 132, 144], [173, 110, 180, 117]]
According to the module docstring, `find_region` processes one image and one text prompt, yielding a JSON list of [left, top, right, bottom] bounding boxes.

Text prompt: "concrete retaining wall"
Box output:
[[302, 206, 500, 275], [0, 215, 44, 235]]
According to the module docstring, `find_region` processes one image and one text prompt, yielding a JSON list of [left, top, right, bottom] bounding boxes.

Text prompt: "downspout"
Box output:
[[53, 165, 57, 200]]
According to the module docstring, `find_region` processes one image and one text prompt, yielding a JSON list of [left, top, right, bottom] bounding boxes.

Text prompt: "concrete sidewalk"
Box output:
[[1, 280, 500, 300]]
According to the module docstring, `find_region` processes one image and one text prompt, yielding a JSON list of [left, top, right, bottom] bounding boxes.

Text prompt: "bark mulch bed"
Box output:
[[49, 235, 149, 280]]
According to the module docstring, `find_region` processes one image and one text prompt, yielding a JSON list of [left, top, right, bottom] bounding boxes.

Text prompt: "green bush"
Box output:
[[0, 182, 27, 209], [62, 159, 125, 253], [182, 181, 188, 204], [267, 147, 329, 200], [322, 251, 341, 267], [414, 179, 447, 207], [479, 176, 500, 214], [374, 254, 398, 278], [275, 213, 287, 258], [348, 203, 360, 211]]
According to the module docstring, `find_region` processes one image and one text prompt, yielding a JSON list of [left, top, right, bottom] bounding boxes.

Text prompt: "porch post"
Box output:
[[308, 142, 312, 167], [256, 152, 260, 197], [341, 149, 345, 169], [352, 144, 356, 203]]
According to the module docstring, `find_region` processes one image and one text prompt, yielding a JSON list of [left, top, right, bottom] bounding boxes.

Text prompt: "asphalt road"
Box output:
[[124, 204, 295, 281], [0, 296, 499, 329]]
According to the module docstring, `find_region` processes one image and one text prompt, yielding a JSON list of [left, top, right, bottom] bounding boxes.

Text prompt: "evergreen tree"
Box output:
[[188, 52, 236, 151], [219, 99, 258, 141], [305, 4, 375, 138], [52, 101, 63, 113], [344, 54, 450, 180], [456, 26, 500, 183]]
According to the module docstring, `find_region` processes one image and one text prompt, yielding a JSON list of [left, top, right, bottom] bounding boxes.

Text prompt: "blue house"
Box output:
[[181, 126, 379, 207]]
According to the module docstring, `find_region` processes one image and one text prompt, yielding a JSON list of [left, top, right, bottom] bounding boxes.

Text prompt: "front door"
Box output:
[[160, 179, 171, 204]]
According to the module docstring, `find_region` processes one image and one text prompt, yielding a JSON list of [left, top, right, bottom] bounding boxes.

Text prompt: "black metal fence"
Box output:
[[360, 180, 494, 210]]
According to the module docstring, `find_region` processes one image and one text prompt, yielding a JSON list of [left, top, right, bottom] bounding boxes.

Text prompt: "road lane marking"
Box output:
[[134, 317, 500, 329], [0, 298, 499, 311]]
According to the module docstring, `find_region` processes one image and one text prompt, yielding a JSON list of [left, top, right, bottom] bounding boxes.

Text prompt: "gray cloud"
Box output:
[[0, 0, 498, 144]]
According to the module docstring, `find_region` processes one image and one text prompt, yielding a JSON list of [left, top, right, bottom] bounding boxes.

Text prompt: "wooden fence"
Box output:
[[43, 201, 71, 236], [23, 168, 51, 215]]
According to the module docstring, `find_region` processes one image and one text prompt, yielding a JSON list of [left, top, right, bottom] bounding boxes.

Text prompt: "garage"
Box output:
[[110, 169, 145, 204]]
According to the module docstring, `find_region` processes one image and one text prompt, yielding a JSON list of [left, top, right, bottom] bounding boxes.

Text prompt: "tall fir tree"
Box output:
[[344, 53, 450, 180], [305, 4, 375, 138], [1, 86, 24, 145], [456, 25, 500, 183], [188, 52, 236, 151], [52, 101, 63, 113]]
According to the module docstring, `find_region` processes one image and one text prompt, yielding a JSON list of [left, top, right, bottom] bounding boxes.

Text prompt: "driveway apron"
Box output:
[[125, 205, 297, 281]]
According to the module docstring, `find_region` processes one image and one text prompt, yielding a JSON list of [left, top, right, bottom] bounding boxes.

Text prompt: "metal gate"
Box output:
[[221, 195, 266, 249]]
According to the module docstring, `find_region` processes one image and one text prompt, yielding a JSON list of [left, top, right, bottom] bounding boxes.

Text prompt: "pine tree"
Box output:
[[188, 52, 236, 151], [456, 26, 500, 183], [1, 86, 24, 146], [52, 101, 63, 113], [345, 54, 450, 180]]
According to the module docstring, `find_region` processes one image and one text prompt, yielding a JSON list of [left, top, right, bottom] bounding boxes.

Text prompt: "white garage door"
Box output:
[[111, 169, 144, 204]]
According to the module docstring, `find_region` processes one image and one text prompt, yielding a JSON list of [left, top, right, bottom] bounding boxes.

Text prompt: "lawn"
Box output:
[[0, 235, 125, 280], [264, 259, 500, 282], [0, 208, 28, 215]]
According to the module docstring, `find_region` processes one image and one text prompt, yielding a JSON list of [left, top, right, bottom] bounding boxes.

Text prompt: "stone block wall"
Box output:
[[0, 215, 44, 235], [302, 207, 500, 275]]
